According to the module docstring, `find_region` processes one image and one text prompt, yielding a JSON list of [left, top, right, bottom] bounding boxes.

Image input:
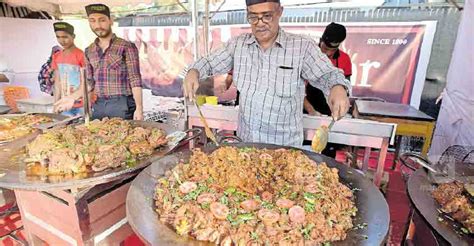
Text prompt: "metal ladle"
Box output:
[[311, 118, 336, 154]]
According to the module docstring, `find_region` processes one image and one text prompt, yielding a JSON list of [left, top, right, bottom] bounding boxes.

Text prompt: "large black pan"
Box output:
[[0, 120, 201, 190], [126, 142, 390, 245], [407, 169, 474, 246]]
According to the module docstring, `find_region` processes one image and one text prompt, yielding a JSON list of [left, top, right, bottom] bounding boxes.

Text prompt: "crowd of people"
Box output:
[[50, 3, 144, 120], [49, 0, 352, 148]]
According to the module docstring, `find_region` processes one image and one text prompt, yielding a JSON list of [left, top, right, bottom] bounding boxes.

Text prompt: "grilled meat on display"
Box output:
[[432, 182, 474, 233], [25, 118, 168, 175]]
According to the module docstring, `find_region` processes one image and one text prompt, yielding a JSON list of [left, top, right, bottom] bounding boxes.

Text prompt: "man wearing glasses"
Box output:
[[184, 0, 351, 147]]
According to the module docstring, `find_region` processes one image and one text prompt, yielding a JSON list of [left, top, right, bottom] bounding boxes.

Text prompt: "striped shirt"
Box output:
[[190, 29, 351, 147], [85, 35, 142, 97]]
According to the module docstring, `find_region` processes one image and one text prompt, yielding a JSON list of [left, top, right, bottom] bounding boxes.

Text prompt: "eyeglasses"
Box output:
[[247, 12, 274, 25]]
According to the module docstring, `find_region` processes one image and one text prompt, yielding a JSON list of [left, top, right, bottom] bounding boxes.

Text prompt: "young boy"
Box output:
[[51, 22, 85, 116], [55, 4, 144, 120]]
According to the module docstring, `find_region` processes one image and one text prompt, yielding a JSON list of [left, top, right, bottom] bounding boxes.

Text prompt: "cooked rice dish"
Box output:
[[155, 147, 357, 245]]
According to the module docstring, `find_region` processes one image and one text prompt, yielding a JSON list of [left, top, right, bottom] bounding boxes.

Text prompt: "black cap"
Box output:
[[246, 0, 280, 6], [85, 4, 110, 18], [53, 22, 74, 35], [321, 22, 347, 49]]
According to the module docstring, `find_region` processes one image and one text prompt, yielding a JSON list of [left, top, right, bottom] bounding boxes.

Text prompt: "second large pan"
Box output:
[[0, 120, 201, 190], [126, 142, 390, 245], [407, 169, 474, 246]]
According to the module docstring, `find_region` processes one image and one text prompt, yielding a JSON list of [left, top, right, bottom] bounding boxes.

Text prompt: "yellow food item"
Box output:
[[311, 125, 329, 153], [0, 115, 52, 142]]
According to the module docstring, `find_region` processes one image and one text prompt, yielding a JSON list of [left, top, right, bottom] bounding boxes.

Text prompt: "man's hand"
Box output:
[[303, 97, 322, 117], [183, 69, 200, 101], [134, 108, 144, 120], [131, 87, 144, 120], [328, 85, 350, 120], [306, 104, 322, 116], [53, 97, 75, 113], [308, 109, 322, 117]]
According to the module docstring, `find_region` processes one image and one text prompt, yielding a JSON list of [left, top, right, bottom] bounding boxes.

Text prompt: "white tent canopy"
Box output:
[[4, 0, 155, 17], [4, 0, 385, 18]]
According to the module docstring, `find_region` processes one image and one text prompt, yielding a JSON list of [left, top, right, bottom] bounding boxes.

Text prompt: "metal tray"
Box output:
[[0, 120, 200, 191], [126, 143, 390, 246], [0, 113, 67, 145]]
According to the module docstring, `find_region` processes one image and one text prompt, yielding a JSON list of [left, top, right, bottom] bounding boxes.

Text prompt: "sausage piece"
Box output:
[[197, 193, 216, 204], [240, 199, 260, 212], [179, 181, 197, 194], [210, 202, 229, 220], [261, 191, 273, 202], [257, 209, 280, 225], [288, 205, 306, 224], [276, 198, 295, 209]]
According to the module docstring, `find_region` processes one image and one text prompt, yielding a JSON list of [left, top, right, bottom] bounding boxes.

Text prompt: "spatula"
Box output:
[[34, 115, 82, 130], [82, 68, 90, 126]]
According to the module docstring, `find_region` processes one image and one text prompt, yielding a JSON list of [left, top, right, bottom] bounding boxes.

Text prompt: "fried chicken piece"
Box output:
[[129, 141, 154, 157], [453, 208, 470, 222], [441, 196, 468, 214], [27, 132, 62, 158], [47, 148, 86, 174], [148, 128, 168, 148], [127, 127, 151, 143], [92, 144, 128, 172], [61, 127, 79, 145], [432, 182, 464, 205]]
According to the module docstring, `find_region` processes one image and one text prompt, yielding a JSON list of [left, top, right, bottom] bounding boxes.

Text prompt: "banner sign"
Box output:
[[118, 21, 436, 107]]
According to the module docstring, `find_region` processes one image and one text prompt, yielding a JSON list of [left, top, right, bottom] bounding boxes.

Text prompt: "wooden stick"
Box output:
[[66, 71, 70, 96], [59, 73, 64, 99], [81, 68, 90, 125]]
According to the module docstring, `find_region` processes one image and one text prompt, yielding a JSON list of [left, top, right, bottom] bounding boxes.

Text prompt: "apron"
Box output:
[[429, 1, 474, 163]]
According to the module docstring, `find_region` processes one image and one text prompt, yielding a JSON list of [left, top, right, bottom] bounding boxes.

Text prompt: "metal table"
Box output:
[[353, 100, 435, 167]]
